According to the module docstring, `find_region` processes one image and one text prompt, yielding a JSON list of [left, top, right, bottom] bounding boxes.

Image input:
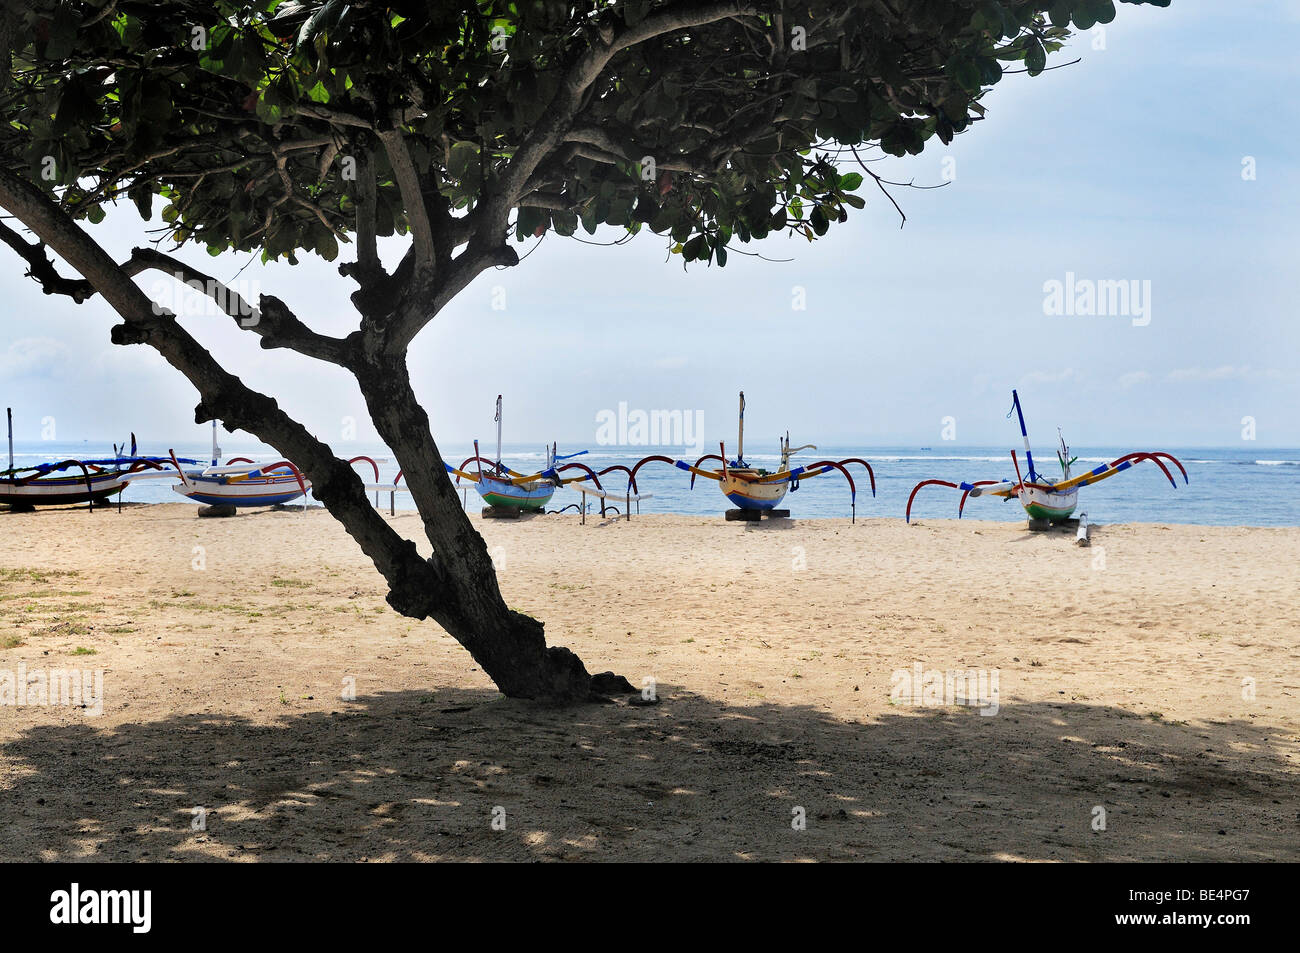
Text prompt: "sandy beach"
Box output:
[[1, 504, 1297, 862]]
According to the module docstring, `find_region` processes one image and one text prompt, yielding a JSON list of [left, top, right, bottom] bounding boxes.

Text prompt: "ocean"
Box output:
[[6, 441, 1300, 526]]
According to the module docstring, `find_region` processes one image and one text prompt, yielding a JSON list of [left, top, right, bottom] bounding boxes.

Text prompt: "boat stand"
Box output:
[[725, 508, 790, 521], [1026, 515, 1089, 543], [481, 505, 525, 519]]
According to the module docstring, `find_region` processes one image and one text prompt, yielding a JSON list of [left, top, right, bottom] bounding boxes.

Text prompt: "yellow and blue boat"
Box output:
[[630, 392, 875, 521]]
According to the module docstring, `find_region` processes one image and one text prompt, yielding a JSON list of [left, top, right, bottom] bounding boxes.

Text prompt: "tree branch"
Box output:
[[383, 241, 517, 353], [377, 125, 436, 279], [119, 247, 350, 363], [473, 1, 757, 243], [351, 143, 381, 283], [0, 167, 437, 612], [0, 219, 95, 302]]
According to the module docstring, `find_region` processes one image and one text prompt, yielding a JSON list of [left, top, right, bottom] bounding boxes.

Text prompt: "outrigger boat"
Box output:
[[905, 389, 1187, 526], [1, 408, 197, 510], [448, 396, 606, 513], [629, 392, 875, 521], [165, 422, 309, 508]]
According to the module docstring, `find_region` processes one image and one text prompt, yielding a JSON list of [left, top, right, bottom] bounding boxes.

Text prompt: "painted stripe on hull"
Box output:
[[1024, 502, 1076, 522], [476, 474, 555, 510], [719, 471, 788, 511], [172, 477, 306, 507], [481, 491, 552, 510], [0, 475, 130, 506], [0, 486, 124, 506], [180, 491, 305, 507], [1019, 486, 1078, 522], [724, 491, 785, 510]]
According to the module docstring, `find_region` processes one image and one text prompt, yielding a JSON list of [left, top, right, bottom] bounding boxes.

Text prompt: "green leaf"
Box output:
[[448, 141, 478, 180], [140, 81, 173, 122], [809, 206, 829, 236], [947, 55, 982, 93], [296, 0, 346, 50], [44, 4, 79, 60], [317, 231, 339, 261], [132, 187, 152, 220], [1025, 38, 1047, 76]]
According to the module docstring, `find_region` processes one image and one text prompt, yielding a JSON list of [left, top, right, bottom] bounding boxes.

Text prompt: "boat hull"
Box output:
[[0, 474, 130, 507], [172, 472, 307, 507], [475, 474, 555, 510], [720, 470, 789, 511], [1019, 485, 1078, 523]]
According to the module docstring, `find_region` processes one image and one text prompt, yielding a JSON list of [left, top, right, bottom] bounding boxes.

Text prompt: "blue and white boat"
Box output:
[[167, 422, 308, 508]]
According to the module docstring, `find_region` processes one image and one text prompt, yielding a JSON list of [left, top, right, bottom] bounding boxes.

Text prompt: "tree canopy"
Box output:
[[3, 0, 1166, 276]]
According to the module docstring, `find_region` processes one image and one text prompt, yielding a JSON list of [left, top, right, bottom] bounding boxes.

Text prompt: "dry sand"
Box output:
[[1, 503, 1297, 862]]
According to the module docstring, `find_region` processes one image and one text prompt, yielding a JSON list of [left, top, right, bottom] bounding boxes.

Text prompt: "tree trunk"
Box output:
[[353, 354, 593, 702], [0, 168, 601, 704]]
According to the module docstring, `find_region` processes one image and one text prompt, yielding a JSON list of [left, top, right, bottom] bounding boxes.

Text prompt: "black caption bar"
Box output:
[[3, 862, 1281, 941]]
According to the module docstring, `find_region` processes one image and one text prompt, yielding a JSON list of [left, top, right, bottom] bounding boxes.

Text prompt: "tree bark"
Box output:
[[0, 169, 599, 704], [351, 354, 593, 702]]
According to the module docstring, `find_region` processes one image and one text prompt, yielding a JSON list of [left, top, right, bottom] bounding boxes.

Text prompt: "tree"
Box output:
[[0, 0, 1167, 702]]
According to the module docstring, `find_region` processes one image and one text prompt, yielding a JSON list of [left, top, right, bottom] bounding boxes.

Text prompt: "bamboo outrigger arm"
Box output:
[[688, 453, 725, 489], [597, 464, 635, 492], [908, 450, 1188, 522], [554, 462, 602, 489], [906, 479, 959, 523], [630, 454, 723, 487]]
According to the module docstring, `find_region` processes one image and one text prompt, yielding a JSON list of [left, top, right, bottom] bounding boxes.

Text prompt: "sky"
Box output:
[[2, 0, 1297, 453]]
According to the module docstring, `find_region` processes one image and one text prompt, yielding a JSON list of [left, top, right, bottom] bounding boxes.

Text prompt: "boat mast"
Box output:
[[736, 391, 745, 465], [210, 419, 221, 467], [495, 394, 503, 468], [6, 407, 12, 472], [1010, 389, 1038, 482], [1057, 427, 1072, 480]]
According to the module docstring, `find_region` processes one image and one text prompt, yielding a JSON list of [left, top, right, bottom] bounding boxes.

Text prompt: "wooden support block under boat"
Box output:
[[198, 503, 238, 518], [726, 508, 791, 521], [1028, 516, 1085, 535], [481, 505, 524, 519]]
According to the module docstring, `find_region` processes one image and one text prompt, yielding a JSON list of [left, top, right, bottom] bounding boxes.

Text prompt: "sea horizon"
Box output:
[[8, 440, 1299, 527]]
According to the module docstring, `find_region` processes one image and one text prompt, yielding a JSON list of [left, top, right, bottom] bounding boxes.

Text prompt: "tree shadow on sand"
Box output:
[[2, 689, 1294, 861]]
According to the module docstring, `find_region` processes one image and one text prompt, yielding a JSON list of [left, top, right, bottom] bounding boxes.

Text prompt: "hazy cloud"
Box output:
[[0, 337, 66, 377], [1165, 365, 1280, 383]]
